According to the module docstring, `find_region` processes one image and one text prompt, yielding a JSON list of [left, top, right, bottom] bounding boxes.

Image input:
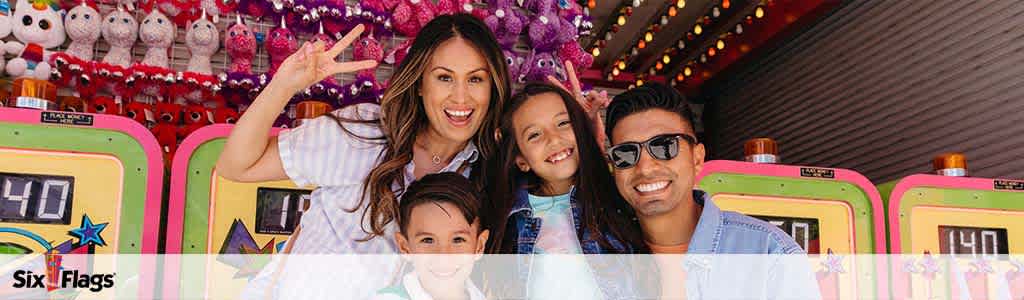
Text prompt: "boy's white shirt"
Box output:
[[374, 272, 486, 300]]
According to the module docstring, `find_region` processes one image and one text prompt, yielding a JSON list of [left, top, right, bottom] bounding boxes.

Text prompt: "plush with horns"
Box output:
[[525, 0, 574, 52], [391, 0, 434, 37], [140, 9, 175, 68], [4, 0, 66, 79], [62, 0, 100, 61], [266, 17, 297, 75], [225, 15, 257, 73], [185, 10, 219, 75], [100, 7, 138, 68], [0, 0, 11, 72]]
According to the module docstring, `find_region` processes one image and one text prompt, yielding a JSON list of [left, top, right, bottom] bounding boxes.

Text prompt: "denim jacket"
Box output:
[[499, 185, 645, 299], [677, 190, 822, 299]]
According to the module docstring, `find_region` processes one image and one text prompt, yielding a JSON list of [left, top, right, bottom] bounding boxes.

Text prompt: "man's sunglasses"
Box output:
[[607, 134, 698, 169]]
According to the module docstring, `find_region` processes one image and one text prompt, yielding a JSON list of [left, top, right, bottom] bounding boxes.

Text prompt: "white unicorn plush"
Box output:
[[0, 0, 14, 73], [4, 0, 65, 79]]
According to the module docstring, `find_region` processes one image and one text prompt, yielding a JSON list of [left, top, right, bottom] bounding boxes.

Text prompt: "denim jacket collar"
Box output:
[[507, 184, 577, 218], [687, 189, 721, 255]]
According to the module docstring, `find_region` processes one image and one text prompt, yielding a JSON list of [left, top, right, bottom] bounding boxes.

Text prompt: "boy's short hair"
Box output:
[[605, 82, 697, 139], [398, 172, 482, 235]]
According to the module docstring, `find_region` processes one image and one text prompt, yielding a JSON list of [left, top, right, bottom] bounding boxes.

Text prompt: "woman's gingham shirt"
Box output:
[[242, 103, 479, 299]]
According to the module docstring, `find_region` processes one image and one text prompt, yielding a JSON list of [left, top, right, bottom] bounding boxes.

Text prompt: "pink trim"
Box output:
[[697, 160, 890, 299], [0, 107, 164, 299], [164, 124, 284, 299]]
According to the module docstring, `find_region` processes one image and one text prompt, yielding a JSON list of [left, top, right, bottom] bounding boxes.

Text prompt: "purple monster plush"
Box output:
[[504, 48, 527, 84], [521, 49, 565, 83], [526, 0, 575, 52], [484, 0, 525, 49]]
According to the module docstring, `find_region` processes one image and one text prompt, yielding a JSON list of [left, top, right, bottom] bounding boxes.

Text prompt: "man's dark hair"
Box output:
[[398, 172, 482, 235], [605, 82, 697, 140]]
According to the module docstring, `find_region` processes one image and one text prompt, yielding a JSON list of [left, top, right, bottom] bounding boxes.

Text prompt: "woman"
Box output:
[[218, 14, 510, 298]]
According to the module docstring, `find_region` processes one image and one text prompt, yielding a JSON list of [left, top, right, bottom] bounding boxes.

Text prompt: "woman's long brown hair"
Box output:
[[327, 14, 510, 241], [485, 82, 646, 254]]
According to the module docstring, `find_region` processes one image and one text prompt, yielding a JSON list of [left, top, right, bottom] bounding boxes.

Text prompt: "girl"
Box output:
[[218, 14, 510, 298], [486, 82, 647, 298]]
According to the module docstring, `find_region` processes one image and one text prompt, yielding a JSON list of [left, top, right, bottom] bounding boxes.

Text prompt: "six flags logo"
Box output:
[[10, 251, 114, 293]]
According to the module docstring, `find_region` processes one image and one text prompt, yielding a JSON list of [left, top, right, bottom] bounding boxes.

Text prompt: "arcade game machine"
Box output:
[[695, 138, 888, 299], [163, 100, 332, 299], [0, 78, 164, 298], [881, 153, 1024, 299]]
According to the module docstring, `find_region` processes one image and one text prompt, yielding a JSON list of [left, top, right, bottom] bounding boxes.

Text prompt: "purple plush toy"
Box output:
[[484, 0, 525, 49], [526, 0, 575, 52], [521, 49, 565, 83]]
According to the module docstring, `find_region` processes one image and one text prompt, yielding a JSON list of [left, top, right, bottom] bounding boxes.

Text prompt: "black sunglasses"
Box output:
[[607, 134, 698, 169]]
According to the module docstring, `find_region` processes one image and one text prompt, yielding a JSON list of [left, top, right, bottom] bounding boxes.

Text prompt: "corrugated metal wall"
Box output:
[[704, 0, 1024, 183]]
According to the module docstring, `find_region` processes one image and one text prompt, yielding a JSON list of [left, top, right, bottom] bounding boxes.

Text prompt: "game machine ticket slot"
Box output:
[[881, 153, 1024, 300], [0, 78, 164, 299], [694, 138, 888, 299], [163, 100, 332, 299]]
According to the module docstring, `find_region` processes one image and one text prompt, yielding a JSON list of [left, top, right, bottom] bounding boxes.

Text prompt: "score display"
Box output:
[[255, 188, 311, 235], [937, 225, 1009, 258], [0, 172, 74, 224], [751, 215, 821, 254]]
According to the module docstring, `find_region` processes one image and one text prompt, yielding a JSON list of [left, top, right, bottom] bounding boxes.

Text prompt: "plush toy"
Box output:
[[100, 7, 138, 68], [0, 0, 11, 72], [342, 33, 385, 106], [225, 14, 257, 73], [266, 16, 297, 75], [391, 0, 435, 37], [152, 101, 182, 164], [125, 101, 155, 127], [213, 107, 239, 123], [4, 0, 66, 79], [185, 10, 219, 75], [484, 0, 525, 49], [504, 48, 526, 83], [436, 0, 474, 15], [526, 0, 574, 52], [556, 40, 591, 76], [181, 103, 212, 138], [87, 95, 120, 115], [140, 9, 175, 68], [62, 0, 101, 61], [521, 49, 565, 83]]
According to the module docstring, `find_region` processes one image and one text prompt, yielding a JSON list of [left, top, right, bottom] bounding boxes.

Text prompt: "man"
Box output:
[[604, 83, 820, 299]]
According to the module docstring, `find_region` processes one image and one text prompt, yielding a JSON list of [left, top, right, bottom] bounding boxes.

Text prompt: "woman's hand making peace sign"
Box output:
[[271, 24, 380, 94]]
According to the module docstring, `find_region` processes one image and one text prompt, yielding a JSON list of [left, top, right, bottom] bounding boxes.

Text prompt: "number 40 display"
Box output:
[[0, 172, 75, 225]]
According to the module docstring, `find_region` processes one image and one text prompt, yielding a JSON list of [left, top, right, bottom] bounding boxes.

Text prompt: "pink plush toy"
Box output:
[[63, 0, 101, 61], [140, 9, 175, 68], [346, 33, 384, 104], [436, 0, 474, 15], [391, 0, 435, 37], [100, 7, 138, 68], [266, 16, 298, 75], [484, 0, 524, 49], [225, 14, 257, 73], [557, 40, 591, 76], [309, 22, 338, 84], [4, 0, 66, 79], [185, 10, 219, 75]]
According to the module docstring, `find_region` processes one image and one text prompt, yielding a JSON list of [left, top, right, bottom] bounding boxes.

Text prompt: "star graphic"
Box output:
[[68, 215, 108, 247], [820, 248, 846, 274]]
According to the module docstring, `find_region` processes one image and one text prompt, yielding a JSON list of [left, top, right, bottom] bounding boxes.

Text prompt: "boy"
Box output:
[[373, 172, 490, 300]]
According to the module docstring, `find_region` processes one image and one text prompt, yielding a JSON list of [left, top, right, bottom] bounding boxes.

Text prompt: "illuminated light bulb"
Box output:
[[649, 68, 656, 75], [708, 47, 716, 57], [618, 61, 626, 70], [722, 0, 730, 9], [612, 68, 621, 76], [607, 73, 614, 81], [676, 73, 685, 81], [591, 48, 601, 56], [663, 54, 671, 64], [605, 32, 613, 40], [668, 6, 677, 17], [670, 80, 677, 86], [644, 32, 654, 42], [676, 0, 685, 8], [712, 6, 720, 18], [716, 40, 725, 50], [587, 0, 596, 9], [677, 40, 685, 49], [631, 48, 639, 56], [694, 24, 703, 35], [684, 67, 692, 76], [655, 62, 663, 70], [638, 40, 647, 49], [637, 79, 644, 86], [629, 84, 636, 89], [735, 24, 743, 34], [755, 6, 765, 18], [633, 0, 641, 7], [617, 15, 626, 26], [661, 15, 669, 25], [700, 54, 707, 62]]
